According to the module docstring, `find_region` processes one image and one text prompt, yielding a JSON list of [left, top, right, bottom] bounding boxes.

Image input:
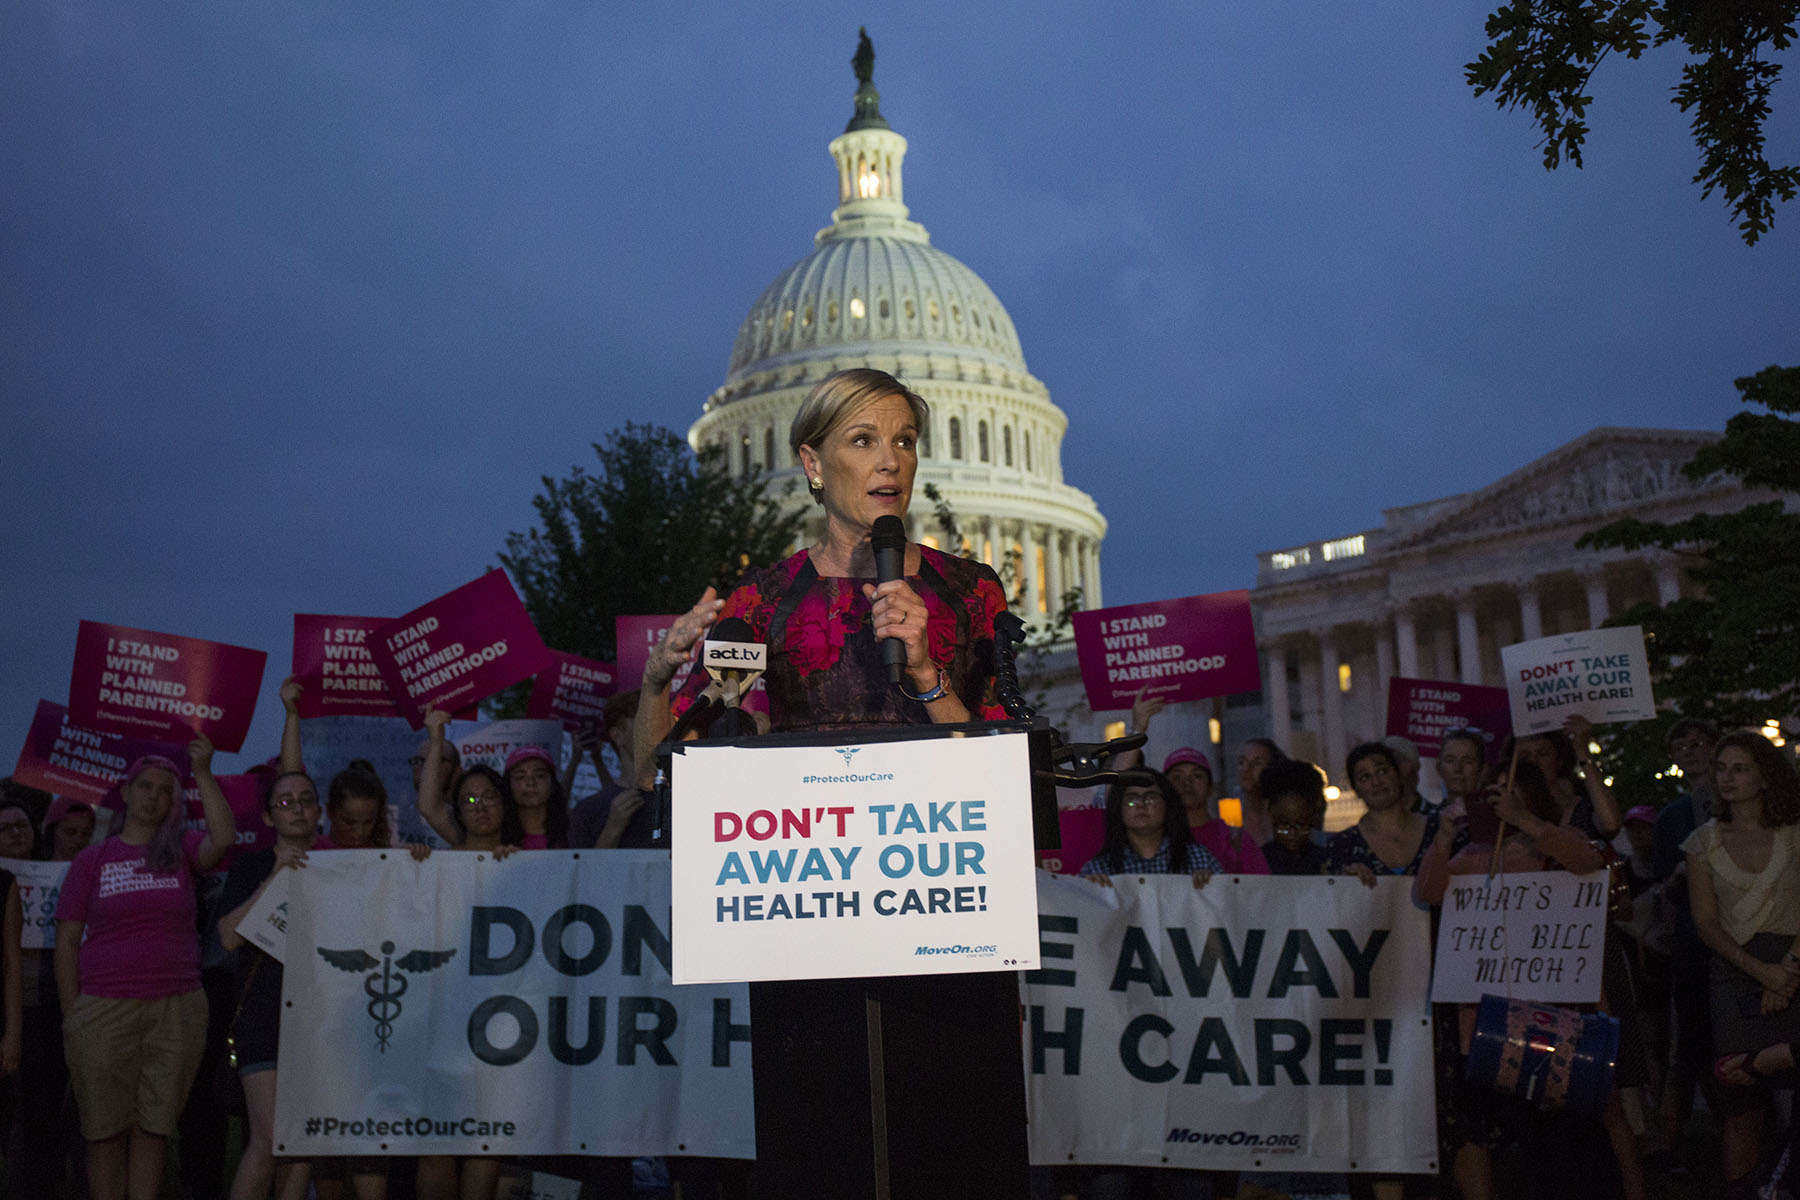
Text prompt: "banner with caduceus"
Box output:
[[272, 849, 754, 1158]]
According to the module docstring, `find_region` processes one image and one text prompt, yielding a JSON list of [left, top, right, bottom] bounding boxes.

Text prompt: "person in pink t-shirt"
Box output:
[[54, 739, 237, 1200]]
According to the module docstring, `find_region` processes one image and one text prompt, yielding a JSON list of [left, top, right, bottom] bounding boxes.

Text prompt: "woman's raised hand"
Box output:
[[648, 588, 723, 689], [188, 732, 216, 776], [423, 706, 451, 741]]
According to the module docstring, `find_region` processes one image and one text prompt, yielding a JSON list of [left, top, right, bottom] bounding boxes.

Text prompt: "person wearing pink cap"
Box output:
[[53, 738, 237, 1200], [1163, 747, 1268, 875], [502, 745, 567, 850]]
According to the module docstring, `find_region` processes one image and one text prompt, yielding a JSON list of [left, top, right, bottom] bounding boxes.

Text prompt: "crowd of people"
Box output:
[[1071, 693, 1800, 1200], [2, 367, 1795, 1200]]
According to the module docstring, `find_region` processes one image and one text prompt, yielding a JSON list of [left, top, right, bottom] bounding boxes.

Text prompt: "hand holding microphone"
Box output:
[[863, 514, 934, 692]]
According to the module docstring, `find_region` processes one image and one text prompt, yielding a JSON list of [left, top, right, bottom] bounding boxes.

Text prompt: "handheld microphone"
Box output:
[[870, 514, 908, 684]]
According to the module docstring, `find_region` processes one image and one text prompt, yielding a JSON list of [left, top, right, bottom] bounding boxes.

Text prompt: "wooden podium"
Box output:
[[662, 722, 1057, 1200]]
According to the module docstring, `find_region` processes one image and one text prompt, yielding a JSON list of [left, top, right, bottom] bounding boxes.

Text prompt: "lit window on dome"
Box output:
[[850, 297, 865, 320], [828, 301, 839, 323], [905, 297, 916, 320], [802, 305, 814, 327], [879, 297, 890, 319], [929, 298, 940, 322], [783, 309, 793, 331]]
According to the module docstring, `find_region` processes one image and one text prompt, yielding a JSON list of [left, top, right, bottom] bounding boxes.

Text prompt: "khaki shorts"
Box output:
[[64, 990, 209, 1139]]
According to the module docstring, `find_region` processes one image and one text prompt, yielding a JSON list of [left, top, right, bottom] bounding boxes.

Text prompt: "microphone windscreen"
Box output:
[[710, 616, 755, 644], [870, 515, 907, 556]]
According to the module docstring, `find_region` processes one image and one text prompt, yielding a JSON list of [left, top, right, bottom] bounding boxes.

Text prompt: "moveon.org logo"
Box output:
[[1166, 1128, 1302, 1150]]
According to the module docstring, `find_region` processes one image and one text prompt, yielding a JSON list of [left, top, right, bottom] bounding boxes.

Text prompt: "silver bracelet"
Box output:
[[898, 667, 949, 703]]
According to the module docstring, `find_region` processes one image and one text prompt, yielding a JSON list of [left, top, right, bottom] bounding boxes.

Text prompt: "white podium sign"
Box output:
[[669, 733, 1042, 984]]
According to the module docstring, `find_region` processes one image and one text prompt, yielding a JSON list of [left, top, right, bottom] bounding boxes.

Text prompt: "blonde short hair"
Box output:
[[789, 369, 929, 505]]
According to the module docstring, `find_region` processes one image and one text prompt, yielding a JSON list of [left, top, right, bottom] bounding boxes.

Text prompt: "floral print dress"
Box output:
[[672, 545, 1010, 732]]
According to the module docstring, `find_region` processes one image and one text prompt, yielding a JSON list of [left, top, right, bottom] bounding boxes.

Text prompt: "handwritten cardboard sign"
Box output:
[[1500, 626, 1655, 736], [368, 572, 554, 728], [1430, 870, 1608, 1004], [1384, 677, 1512, 759], [68, 621, 267, 752], [292, 615, 404, 718], [527, 652, 616, 732], [1070, 590, 1262, 712], [12, 700, 188, 803]]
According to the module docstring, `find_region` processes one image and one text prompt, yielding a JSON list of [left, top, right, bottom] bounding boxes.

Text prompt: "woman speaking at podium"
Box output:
[[635, 367, 1029, 1199], [637, 366, 1009, 737]]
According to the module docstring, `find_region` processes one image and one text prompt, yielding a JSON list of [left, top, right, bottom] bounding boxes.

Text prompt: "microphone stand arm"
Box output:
[[991, 611, 1155, 793]]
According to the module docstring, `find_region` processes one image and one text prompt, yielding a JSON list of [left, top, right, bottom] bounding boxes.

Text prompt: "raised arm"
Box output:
[[415, 707, 464, 847], [1414, 801, 1465, 907], [190, 735, 237, 872], [278, 675, 305, 773], [634, 589, 723, 788], [1566, 715, 1621, 837]]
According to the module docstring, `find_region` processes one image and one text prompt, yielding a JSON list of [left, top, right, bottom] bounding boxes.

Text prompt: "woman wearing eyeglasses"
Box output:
[[1080, 769, 1221, 886], [413, 709, 522, 854], [218, 771, 329, 1200]]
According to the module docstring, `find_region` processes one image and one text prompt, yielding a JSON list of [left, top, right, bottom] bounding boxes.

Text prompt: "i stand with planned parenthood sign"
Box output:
[[1070, 591, 1261, 713]]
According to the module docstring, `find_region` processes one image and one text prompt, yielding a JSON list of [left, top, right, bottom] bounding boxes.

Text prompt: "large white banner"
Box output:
[[1023, 874, 1436, 1174], [669, 734, 1042, 984], [274, 850, 753, 1157]]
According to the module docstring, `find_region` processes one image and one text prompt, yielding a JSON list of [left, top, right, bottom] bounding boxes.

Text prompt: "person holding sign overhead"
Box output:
[[636, 367, 1020, 1197], [53, 740, 236, 1200]]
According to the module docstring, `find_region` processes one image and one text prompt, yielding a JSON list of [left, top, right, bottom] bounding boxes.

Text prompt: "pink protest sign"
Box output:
[[368, 571, 554, 729], [292, 615, 404, 718], [616, 614, 691, 696], [68, 621, 267, 752], [1384, 677, 1513, 758], [527, 652, 617, 732], [12, 700, 189, 804], [1070, 590, 1262, 712], [1039, 806, 1106, 876]]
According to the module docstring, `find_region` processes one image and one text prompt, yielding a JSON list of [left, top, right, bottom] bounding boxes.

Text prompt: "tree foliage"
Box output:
[[1467, 0, 1799, 243], [499, 423, 807, 666], [1578, 365, 1800, 800]]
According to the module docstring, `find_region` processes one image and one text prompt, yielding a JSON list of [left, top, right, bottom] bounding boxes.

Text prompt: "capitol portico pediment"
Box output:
[[1386, 428, 1720, 549]]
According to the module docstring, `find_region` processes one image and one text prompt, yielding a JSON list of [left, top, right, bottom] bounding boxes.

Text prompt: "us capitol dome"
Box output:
[[690, 32, 1108, 619]]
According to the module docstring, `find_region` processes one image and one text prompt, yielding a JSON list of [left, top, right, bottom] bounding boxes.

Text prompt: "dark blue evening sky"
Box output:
[[4, 3, 1794, 766]]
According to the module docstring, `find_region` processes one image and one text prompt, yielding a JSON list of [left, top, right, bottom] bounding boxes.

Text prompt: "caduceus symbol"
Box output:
[[317, 940, 456, 1052], [836, 746, 860, 768]]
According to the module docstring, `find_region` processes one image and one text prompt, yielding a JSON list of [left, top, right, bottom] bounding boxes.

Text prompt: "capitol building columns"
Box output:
[[1248, 427, 1757, 786]]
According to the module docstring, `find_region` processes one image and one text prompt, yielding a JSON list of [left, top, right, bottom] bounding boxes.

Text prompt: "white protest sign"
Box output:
[[238, 868, 293, 963], [669, 734, 1041, 984], [1023, 873, 1436, 1174], [274, 850, 753, 1158], [2, 857, 71, 949], [454, 719, 565, 774], [1429, 870, 1608, 1004], [1500, 626, 1655, 735]]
